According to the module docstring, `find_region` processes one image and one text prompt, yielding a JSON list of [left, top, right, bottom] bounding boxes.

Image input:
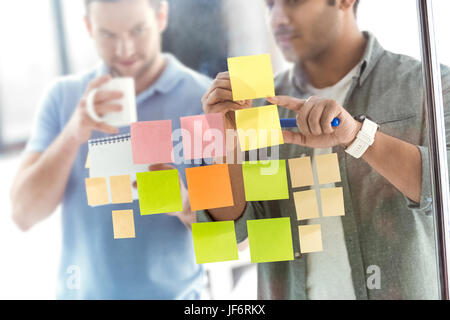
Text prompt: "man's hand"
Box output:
[[65, 75, 124, 146], [201, 71, 252, 131], [267, 95, 362, 149]]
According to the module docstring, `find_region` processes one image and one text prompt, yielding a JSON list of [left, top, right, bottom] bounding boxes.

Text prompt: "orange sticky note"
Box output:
[[85, 152, 90, 169], [110, 175, 133, 204], [293, 190, 320, 221], [299, 224, 323, 253], [185, 164, 234, 211], [85, 177, 109, 206], [112, 210, 136, 239], [288, 157, 315, 188], [320, 187, 345, 217], [315, 153, 341, 185]]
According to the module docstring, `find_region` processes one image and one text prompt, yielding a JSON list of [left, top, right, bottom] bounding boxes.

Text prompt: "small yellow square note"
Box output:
[[293, 190, 320, 221], [320, 187, 345, 217], [227, 54, 275, 101], [110, 175, 133, 204], [299, 224, 323, 253], [112, 210, 136, 239], [288, 157, 315, 188], [85, 177, 109, 207], [315, 153, 341, 185]]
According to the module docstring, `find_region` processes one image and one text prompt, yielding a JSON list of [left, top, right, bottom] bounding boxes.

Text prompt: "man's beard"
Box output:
[[110, 53, 157, 80]]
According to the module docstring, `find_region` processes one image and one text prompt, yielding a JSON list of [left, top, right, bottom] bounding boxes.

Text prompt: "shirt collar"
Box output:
[[94, 53, 184, 105], [291, 31, 385, 93], [356, 31, 385, 86]]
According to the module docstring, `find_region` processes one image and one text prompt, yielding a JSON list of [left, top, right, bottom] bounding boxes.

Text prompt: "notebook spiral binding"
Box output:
[[88, 133, 131, 146]]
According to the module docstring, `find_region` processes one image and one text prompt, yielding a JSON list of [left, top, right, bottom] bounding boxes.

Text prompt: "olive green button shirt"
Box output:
[[198, 31, 450, 300]]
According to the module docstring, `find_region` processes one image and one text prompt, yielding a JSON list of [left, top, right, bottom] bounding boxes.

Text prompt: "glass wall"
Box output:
[[0, 0, 449, 300]]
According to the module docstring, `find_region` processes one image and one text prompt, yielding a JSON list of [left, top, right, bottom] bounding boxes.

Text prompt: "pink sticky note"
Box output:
[[180, 113, 226, 160], [131, 120, 174, 164]]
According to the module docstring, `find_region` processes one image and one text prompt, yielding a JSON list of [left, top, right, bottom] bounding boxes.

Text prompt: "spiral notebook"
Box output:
[[88, 134, 149, 200]]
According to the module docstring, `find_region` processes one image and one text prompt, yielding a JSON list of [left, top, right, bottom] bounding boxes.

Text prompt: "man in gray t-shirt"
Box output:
[[200, 0, 450, 299]]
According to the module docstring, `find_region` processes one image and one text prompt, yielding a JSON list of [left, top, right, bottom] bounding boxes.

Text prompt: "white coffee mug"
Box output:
[[86, 77, 137, 127]]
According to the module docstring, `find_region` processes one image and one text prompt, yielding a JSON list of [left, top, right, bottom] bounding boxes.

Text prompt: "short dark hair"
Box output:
[[84, 0, 162, 12], [328, 0, 360, 16]]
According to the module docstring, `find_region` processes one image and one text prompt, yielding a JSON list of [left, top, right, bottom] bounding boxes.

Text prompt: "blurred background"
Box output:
[[0, 0, 449, 299]]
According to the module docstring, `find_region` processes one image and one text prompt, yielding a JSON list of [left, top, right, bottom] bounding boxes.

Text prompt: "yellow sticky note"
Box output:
[[320, 187, 345, 217], [293, 190, 320, 221], [85, 177, 109, 206], [85, 152, 90, 169], [228, 54, 275, 101], [110, 175, 133, 204], [236, 105, 284, 151], [288, 157, 315, 188], [299, 224, 323, 253], [315, 153, 341, 185], [112, 210, 136, 239]]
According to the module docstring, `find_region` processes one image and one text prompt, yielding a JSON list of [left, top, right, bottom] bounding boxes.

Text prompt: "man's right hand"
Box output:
[[201, 71, 252, 131], [66, 75, 124, 146]]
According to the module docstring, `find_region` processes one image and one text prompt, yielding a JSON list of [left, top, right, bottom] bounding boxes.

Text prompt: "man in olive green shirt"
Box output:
[[200, 0, 450, 299]]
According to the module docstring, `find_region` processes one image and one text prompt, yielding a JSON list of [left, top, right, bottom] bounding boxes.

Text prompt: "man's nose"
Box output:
[[115, 37, 136, 58], [271, 1, 290, 28]]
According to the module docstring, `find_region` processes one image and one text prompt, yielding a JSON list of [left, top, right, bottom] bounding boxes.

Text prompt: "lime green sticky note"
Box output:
[[247, 218, 294, 263], [235, 105, 284, 151], [228, 54, 275, 101], [136, 170, 183, 215], [242, 160, 289, 201], [192, 221, 239, 264]]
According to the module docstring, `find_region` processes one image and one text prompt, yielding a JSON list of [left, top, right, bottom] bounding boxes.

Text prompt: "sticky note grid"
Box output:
[[288, 153, 346, 254], [83, 54, 347, 266]]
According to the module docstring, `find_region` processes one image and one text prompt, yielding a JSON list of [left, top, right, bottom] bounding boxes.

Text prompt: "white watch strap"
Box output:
[[345, 118, 378, 158]]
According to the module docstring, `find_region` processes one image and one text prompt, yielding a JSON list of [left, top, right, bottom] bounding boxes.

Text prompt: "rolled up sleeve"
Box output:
[[406, 69, 450, 215], [404, 145, 433, 215]]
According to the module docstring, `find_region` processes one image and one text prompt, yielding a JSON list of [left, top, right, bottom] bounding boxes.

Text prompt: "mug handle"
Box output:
[[86, 88, 104, 123]]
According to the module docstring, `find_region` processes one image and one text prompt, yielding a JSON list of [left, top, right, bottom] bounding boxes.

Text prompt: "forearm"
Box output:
[[361, 131, 422, 203], [11, 127, 82, 230]]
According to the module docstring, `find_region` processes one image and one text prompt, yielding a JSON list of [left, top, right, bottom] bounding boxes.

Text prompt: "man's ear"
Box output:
[[84, 15, 93, 38], [156, 0, 169, 33]]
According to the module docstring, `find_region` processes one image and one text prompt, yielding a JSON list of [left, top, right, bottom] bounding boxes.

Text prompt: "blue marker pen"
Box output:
[[280, 117, 340, 128]]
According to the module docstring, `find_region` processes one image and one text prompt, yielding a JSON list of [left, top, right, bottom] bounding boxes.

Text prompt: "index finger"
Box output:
[[266, 95, 306, 111], [216, 71, 230, 80]]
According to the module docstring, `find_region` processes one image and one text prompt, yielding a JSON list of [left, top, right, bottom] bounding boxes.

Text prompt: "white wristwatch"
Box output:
[[345, 116, 379, 159]]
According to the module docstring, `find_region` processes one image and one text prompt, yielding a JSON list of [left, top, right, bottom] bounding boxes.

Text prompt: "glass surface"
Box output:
[[0, 0, 59, 144], [1, 0, 449, 300]]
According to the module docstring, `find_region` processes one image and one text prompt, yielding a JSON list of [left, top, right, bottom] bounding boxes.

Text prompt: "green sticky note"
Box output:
[[242, 160, 289, 201], [247, 218, 294, 263], [136, 170, 183, 215], [192, 221, 239, 264]]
